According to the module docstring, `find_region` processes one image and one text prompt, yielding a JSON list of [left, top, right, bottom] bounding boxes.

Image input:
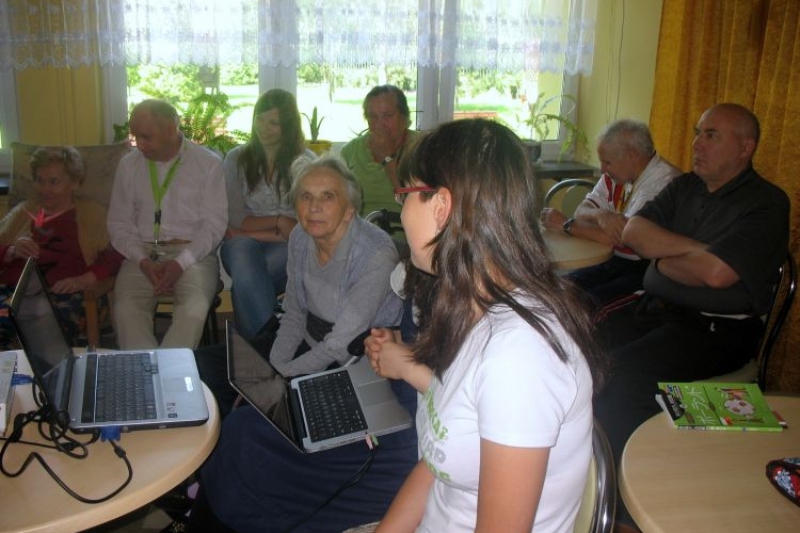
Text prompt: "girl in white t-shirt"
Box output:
[[365, 119, 604, 533]]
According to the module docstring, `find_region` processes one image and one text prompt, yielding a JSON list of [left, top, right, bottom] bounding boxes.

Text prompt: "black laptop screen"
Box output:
[[9, 258, 74, 412]]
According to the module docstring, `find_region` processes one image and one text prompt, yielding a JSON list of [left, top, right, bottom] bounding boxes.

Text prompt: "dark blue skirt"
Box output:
[[201, 381, 418, 533]]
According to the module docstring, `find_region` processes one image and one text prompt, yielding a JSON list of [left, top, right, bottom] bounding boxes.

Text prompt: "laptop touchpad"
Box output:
[[163, 376, 192, 393], [358, 380, 395, 406]]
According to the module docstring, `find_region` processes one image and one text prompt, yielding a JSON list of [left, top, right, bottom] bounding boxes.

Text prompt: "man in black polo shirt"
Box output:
[[594, 103, 789, 470]]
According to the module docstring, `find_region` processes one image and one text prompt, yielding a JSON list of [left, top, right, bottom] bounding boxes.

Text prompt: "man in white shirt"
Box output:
[[108, 99, 227, 349], [541, 119, 680, 306]]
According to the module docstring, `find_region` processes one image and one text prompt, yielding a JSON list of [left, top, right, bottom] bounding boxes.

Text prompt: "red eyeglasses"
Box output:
[[393, 186, 436, 205]]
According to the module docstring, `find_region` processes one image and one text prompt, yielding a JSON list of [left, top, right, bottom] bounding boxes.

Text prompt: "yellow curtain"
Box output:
[[650, 0, 800, 392]]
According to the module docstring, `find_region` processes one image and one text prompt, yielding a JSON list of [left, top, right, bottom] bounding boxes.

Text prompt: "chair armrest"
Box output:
[[83, 276, 116, 348]]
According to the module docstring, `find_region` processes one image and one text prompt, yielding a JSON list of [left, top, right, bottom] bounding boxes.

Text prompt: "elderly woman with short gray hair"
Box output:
[[184, 154, 415, 533]]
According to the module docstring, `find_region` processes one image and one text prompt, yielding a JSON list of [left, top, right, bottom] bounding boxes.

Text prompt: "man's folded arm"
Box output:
[[624, 215, 739, 288]]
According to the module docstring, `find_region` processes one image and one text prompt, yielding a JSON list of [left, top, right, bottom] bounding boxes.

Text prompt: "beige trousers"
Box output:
[[113, 249, 219, 350]]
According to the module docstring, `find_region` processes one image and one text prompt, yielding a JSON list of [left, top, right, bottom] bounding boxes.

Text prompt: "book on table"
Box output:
[[656, 381, 785, 432]]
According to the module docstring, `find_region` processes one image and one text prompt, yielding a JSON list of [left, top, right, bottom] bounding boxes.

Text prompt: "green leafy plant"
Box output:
[[114, 92, 248, 156], [302, 106, 326, 142], [519, 92, 589, 158], [179, 92, 247, 154]]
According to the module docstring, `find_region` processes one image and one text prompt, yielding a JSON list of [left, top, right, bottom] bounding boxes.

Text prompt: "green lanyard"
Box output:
[[148, 157, 181, 242]]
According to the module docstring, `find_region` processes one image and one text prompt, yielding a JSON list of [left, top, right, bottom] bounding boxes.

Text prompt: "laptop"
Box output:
[[9, 258, 209, 433], [226, 321, 412, 453]]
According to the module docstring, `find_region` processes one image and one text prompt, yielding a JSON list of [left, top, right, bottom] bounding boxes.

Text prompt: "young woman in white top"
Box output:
[[221, 89, 314, 338], [366, 119, 605, 533]]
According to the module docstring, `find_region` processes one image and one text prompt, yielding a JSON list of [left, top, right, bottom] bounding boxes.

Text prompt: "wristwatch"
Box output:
[[562, 217, 576, 236]]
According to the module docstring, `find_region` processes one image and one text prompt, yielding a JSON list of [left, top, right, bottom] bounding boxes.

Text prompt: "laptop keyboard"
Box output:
[[82, 352, 158, 423], [299, 371, 367, 442]]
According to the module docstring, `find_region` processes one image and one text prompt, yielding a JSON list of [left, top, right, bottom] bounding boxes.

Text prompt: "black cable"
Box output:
[[0, 398, 134, 503], [280, 444, 379, 533]]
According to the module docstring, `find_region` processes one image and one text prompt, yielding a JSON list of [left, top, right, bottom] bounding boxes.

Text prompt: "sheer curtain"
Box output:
[[0, 0, 125, 70], [1, 0, 597, 75]]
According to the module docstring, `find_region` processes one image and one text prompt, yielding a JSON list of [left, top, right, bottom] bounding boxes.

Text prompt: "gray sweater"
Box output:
[[270, 216, 403, 376]]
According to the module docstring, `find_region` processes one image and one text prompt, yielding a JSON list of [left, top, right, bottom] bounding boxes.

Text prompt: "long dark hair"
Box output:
[[239, 89, 306, 198], [401, 119, 604, 386]]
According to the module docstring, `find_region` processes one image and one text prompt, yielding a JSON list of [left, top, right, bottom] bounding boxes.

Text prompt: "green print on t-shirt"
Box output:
[[422, 389, 451, 481], [425, 388, 448, 442]]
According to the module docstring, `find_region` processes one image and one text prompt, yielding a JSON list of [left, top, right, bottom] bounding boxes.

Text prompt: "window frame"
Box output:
[[0, 72, 19, 173]]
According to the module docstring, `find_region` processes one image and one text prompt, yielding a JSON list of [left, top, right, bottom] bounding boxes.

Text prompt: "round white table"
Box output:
[[0, 350, 220, 533], [542, 228, 614, 272], [620, 395, 800, 533]]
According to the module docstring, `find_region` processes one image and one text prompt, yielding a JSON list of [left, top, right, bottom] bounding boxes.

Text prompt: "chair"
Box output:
[[574, 420, 617, 533], [339, 421, 617, 533], [707, 251, 796, 390], [543, 178, 596, 217]]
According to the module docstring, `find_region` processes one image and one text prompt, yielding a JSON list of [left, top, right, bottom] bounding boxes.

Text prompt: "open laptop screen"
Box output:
[[9, 258, 75, 413], [226, 323, 296, 441]]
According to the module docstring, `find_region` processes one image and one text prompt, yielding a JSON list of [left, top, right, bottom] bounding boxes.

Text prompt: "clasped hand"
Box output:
[[364, 328, 409, 380], [140, 258, 183, 296], [365, 328, 433, 393]]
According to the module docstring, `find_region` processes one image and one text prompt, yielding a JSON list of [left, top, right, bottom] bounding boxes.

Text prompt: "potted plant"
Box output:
[[303, 106, 332, 155], [519, 92, 588, 162]]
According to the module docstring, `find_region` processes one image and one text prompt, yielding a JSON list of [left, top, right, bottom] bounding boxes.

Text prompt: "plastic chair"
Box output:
[[707, 251, 796, 390], [543, 178, 596, 217]]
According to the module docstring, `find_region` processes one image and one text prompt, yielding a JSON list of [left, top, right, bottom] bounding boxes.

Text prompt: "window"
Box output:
[[121, 0, 595, 157], [0, 0, 596, 162]]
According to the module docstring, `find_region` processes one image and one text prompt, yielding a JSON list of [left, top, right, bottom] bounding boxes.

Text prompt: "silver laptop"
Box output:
[[9, 258, 209, 433], [226, 321, 411, 453]]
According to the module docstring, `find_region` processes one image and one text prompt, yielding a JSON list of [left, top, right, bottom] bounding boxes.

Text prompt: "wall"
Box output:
[[578, 0, 664, 166]]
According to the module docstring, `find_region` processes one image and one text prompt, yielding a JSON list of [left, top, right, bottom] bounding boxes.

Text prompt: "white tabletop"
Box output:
[[542, 228, 613, 272], [620, 395, 800, 533], [0, 350, 220, 533]]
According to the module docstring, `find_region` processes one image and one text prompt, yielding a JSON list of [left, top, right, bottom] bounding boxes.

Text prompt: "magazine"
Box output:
[[656, 382, 785, 432]]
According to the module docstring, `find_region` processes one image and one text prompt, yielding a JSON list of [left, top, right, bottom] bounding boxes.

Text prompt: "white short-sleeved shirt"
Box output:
[[415, 297, 594, 533]]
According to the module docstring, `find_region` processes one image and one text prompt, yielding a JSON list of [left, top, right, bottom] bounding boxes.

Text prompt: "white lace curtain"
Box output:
[[0, 0, 597, 75]]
